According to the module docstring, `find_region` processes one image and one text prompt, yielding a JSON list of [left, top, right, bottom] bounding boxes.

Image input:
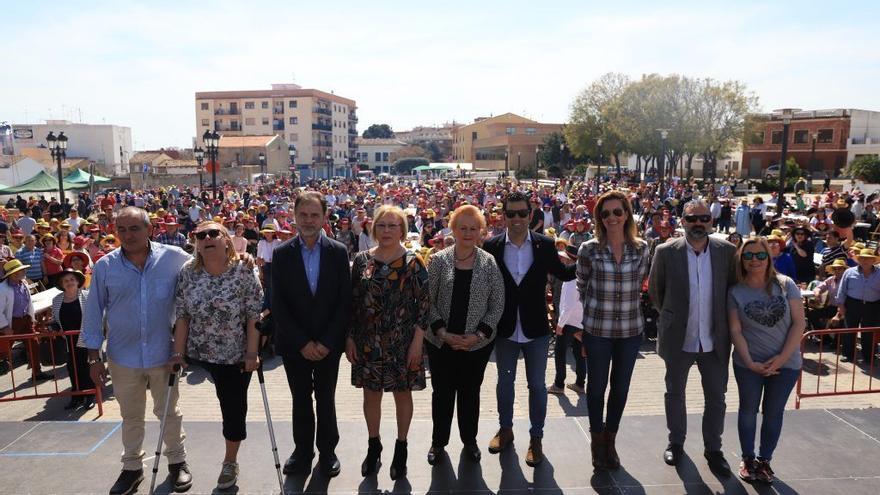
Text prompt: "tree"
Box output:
[[846, 155, 880, 183], [390, 145, 428, 162], [421, 141, 444, 162], [537, 132, 570, 169], [764, 157, 802, 192], [566, 72, 630, 169], [392, 157, 429, 175], [362, 124, 394, 139]]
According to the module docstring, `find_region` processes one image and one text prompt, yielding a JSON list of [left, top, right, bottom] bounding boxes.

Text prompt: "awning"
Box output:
[[0, 171, 89, 194], [64, 168, 111, 184]]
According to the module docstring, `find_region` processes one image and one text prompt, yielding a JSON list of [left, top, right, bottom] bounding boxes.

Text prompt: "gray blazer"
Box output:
[[426, 246, 505, 351], [648, 236, 737, 361]]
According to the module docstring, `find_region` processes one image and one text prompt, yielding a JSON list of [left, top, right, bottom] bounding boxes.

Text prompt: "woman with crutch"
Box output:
[[169, 221, 263, 490]]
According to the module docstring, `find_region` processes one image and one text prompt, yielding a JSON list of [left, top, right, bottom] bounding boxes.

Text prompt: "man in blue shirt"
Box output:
[[82, 206, 194, 495], [15, 235, 43, 283], [834, 248, 880, 364]]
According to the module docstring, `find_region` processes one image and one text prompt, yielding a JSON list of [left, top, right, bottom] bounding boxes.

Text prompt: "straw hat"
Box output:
[[855, 249, 879, 261], [2, 259, 30, 279], [260, 225, 277, 235], [826, 258, 849, 273], [100, 235, 118, 248]]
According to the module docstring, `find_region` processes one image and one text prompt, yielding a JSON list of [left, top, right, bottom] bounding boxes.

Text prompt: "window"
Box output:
[[817, 129, 833, 143], [750, 131, 765, 145], [289, 117, 298, 125], [472, 131, 477, 140], [261, 101, 269, 109], [382, 152, 389, 162], [288, 100, 297, 108], [201, 119, 209, 126], [200, 102, 209, 110], [245, 118, 255, 125], [525, 127, 537, 135], [506, 127, 516, 135], [375, 152, 381, 162], [262, 118, 270, 125], [231, 120, 239, 130], [794, 130, 809, 144], [245, 101, 255, 109], [771, 130, 783, 145], [289, 133, 298, 142]]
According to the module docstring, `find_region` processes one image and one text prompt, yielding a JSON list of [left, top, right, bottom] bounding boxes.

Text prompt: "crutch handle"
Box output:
[[167, 364, 181, 386]]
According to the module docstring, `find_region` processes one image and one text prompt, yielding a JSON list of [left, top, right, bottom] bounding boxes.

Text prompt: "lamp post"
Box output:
[[504, 150, 509, 177], [535, 146, 541, 173], [46, 131, 68, 201], [194, 146, 205, 190], [810, 131, 818, 176], [775, 108, 800, 211], [202, 129, 221, 199], [289, 145, 297, 185], [595, 137, 604, 194], [258, 152, 266, 178], [517, 151, 521, 172], [326, 152, 332, 179], [657, 129, 670, 196]]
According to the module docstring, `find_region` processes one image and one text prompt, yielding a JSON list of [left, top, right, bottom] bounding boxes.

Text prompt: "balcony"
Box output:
[[313, 107, 332, 116], [273, 121, 285, 131], [313, 142, 332, 148], [214, 108, 240, 115], [312, 123, 332, 132], [348, 114, 358, 123], [348, 128, 357, 135], [273, 107, 284, 115], [215, 125, 240, 132]]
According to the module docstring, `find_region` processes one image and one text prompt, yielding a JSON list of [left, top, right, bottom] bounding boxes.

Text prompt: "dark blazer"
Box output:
[[271, 234, 352, 357], [647, 236, 737, 361], [483, 231, 576, 340]]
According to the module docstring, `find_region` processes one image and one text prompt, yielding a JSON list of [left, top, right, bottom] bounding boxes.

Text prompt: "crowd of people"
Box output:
[[1, 172, 878, 493]]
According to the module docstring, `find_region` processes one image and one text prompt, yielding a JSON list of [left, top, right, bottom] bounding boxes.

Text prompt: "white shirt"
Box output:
[[557, 279, 583, 330], [257, 238, 281, 263], [503, 231, 534, 343], [543, 209, 554, 229], [683, 241, 714, 353], [66, 216, 81, 233]]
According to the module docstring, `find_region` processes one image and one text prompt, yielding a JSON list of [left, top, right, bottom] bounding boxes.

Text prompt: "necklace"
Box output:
[[454, 248, 475, 262]]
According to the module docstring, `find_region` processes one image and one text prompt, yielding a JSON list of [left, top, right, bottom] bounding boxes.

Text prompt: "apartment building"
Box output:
[[395, 124, 455, 160], [451, 113, 562, 172], [194, 83, 357, 179], [10, 120, 133, 176]]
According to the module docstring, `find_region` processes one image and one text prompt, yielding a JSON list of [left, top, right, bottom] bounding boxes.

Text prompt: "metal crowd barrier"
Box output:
[[0, 329, 104, 417], [795, 326, 879, 409]]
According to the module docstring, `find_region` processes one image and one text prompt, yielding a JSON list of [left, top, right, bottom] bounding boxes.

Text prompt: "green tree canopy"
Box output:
[[392, 157, 429, 174], [846, 155, 880, 183], [362, 124, 394, 139]]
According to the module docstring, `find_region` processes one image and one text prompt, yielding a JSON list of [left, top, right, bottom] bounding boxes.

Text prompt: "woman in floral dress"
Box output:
[[346, 205, 430, 481], [169, 221, 263, 490]]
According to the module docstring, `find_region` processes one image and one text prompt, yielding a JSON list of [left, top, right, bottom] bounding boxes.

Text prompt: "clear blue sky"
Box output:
[[2, 0, 878, 149]]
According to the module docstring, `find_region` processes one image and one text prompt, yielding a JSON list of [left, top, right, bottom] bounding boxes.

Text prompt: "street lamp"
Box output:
[[810, 131, 818, 175], [202, 129, 221, 199], [595, 137, 604, 194], [504, 150, 509, 177], [535, 146, 541, 172], [657, 129, 670, 196], [46, 131, 68, 201], [194, 146, 205, 189], [258, 152, 266, 178], [326, 152, 332, 179], [289, 145, 297, 185], [774, 108, 801, 211], [517, 151, 521, 172]]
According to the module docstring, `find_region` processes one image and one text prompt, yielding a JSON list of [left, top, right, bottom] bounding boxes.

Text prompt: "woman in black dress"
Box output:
[[50, 268, 95, 410]]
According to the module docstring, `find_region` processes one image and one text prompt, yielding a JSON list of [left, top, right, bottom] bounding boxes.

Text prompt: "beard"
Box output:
[[685, 226, 709, 240]]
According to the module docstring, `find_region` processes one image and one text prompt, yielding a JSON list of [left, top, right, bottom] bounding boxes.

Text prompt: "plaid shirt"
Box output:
[[576, 238, 650, 338], [157, 232, 187, 248]]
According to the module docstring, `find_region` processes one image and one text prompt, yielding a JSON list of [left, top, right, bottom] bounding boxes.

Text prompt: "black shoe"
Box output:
[[33, 371, 53, 382], [0, 361, 9, 375], [427, 446, 445, 466], [319, 452, 341, 478], [664, 443, 684, 466], [64, 396, 83, 410], [705, 450, 731, 476], [389, 439, 408, 480], [283, 451, 314, 476], [361, 437, 382, 477], [80, 396, 96, 410], [109, 469, 144, 495], [463, 444, 481, 462], [168, 462, 193, 492]]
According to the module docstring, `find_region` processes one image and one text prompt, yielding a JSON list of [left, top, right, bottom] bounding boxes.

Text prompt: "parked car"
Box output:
[[765, 164, 780, 179]]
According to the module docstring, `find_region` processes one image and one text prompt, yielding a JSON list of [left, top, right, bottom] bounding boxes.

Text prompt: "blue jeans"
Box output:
[[495, 335, 551, 438], [733, 365, 799, 461], [583, 332, 642, 433]]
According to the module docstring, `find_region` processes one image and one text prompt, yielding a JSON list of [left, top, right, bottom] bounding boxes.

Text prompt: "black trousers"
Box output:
[[553, 325, 586, 388], [426, 340, 493, 448], [843, 297, 880, 364], [281, 352, 341, 456], [199, 361, 253, 442], [65, 334, 95, 391]]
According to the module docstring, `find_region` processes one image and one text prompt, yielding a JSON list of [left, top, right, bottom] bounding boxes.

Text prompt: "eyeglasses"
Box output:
[[195, 229, 223, 240], [599, 208, 625, 219], [741, 251, 769, 261], [684, 214, 712, 223], [504, 209, 530, 219], [374, 223, 401, 230]]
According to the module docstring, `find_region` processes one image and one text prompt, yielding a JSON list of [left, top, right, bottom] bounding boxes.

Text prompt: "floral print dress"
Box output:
[[350, 250, 430, 392], [175, 260, 263, 365]]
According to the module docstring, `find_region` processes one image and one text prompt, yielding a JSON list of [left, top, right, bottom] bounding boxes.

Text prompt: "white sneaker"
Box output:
[[216, 461, 239, 489]]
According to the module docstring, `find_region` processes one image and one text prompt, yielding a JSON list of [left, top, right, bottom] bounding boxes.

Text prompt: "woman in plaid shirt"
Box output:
[[576, 190, 650, 472]]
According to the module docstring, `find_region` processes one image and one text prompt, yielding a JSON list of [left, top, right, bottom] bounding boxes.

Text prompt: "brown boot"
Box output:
[[488, 427, 514, 454], [590, 432, 607, 470], [604, 431, 620, 469], [525, 437, 544, 467]]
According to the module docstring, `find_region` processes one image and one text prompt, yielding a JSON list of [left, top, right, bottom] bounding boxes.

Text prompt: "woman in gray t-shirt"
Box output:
[[728, 237, 806, 484]]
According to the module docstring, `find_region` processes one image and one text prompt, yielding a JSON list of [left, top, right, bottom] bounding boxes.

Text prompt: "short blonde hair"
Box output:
[[370, 205, 408, 242], [193, 222, 238, 272], [449, 205, 486, 231]]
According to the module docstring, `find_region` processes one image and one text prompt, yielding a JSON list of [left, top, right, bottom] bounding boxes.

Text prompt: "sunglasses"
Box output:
[[195, 229, 223, 240], [741, 251, 769, 261], [684, 214, 712, 223], [599, 208, 625, 219], [504, 209, 530, 219]]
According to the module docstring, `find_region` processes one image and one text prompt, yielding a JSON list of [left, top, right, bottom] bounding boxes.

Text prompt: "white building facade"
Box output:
[[355, 138, 407, 174], [847, 109, 880, 164], [11, 120, 133, 176]]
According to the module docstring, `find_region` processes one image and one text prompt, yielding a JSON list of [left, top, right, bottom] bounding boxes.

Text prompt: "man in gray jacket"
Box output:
[[648, 199, 737, 476]]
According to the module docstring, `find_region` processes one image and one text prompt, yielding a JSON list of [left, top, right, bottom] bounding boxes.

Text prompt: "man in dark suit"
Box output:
[[648, 199, 737, 476], [272, 191, 351, 478], [482, 191, 576, 467]]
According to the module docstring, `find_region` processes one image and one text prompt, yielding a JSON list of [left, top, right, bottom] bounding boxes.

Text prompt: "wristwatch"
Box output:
[[87, 357, 102, 365]]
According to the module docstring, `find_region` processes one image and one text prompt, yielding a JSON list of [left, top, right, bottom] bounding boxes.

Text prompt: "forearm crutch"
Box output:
[[257, 360, 285, 494], [149, 364, 180, 495]]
